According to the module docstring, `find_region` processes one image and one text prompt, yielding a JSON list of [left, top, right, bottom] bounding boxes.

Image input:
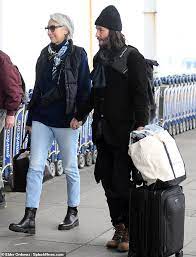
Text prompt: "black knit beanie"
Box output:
[[95, 5, 122, 31]]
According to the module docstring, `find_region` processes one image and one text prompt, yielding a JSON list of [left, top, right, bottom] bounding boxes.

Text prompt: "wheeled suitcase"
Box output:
[[129, 185, 185, 257]]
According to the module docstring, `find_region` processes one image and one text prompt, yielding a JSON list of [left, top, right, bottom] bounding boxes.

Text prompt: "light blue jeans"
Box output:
[[26, 121, 80, 208]]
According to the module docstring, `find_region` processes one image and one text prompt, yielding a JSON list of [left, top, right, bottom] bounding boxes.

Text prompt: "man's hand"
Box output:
[[5, 115, 15, 129], [25, 126, 32, 133], [70, 118, 82, 130]]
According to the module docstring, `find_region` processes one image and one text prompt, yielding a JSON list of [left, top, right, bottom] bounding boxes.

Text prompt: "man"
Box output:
[[71, 5, 149, 253], [0, 50, 23, 208]]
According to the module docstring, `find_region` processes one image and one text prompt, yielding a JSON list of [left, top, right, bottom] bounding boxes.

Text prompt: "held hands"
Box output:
[[136, 126, 144, 131], [70, 118, 82, 130], [5, 115, 15, 129]]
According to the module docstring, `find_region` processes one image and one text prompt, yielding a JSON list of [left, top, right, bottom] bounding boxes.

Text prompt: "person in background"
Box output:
[[0, 50, 23, 208], [9, 13, 91, 234], [70, 5, 149, 253]]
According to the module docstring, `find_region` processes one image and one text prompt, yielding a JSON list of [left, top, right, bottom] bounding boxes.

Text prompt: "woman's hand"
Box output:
[[136, 126, 144, 131], [5, 115, 15, 129]]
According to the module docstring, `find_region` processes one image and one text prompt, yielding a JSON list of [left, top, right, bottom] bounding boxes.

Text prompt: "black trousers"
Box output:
[[95, 141, 134, 227]]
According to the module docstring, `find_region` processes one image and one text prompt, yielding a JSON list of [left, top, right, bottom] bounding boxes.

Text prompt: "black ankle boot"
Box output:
[[9, 207, 37, 234], [58, 207, 79, 230]]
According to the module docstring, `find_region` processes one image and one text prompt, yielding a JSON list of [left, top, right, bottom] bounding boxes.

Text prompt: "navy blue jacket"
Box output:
[[27, 41, 91, 128]]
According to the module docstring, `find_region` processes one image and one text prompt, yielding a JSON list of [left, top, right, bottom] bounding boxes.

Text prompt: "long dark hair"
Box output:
[[108, 30, 126, 49], [98, 30, 126, 62]]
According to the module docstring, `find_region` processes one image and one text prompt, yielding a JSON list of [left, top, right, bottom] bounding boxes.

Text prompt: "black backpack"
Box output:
[[145, 58, 159, 122], [110, 46, 159, 122]]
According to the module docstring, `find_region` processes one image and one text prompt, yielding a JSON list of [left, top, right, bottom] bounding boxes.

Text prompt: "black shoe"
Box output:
[[127, 243, 137, 257], [127, 250, 137, 257], [9, 207, 37, 234], [0, 189, 6, 209], [58, 207, 79, 230]]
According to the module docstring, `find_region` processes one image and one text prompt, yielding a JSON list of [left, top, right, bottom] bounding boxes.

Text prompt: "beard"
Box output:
[[98, 37, 110, 49], [98, 38, 114, 63]]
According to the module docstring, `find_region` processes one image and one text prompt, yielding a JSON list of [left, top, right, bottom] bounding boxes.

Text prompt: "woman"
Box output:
[[9, 13, 91, 234]]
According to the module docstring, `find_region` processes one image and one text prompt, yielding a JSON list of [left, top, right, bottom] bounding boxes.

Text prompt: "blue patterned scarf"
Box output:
[[48, 40, 69, 80]]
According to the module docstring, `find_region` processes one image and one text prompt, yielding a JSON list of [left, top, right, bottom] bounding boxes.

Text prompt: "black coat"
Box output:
[[76, 46, 149, 146]]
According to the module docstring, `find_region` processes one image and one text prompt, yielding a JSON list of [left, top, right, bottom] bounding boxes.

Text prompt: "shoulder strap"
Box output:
[[110, 45, 135, 76], [57, 44, 83, 84], [70, 45, 83, 70], [61, 44, 83, 70]]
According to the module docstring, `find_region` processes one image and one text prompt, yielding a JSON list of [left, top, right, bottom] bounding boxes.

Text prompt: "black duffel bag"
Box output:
[[12, 132, 30, 192]]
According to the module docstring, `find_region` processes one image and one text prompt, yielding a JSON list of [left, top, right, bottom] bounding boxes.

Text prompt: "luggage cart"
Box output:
[[85, 114, 93, 167], [2, 106, 25, 189], [164, 85, 173, 134], [77, 123, 87, 169], [12, 105, 25, 157], [22, 110, 30, 148], [175, 83, 182, 134], [178, 83, 186, 133], [151, 79, 161, 125], [54, 142, 64, 176], [46, 141, 56, 178], [192, 82, 196, 128], [1, 128, 13, 188]]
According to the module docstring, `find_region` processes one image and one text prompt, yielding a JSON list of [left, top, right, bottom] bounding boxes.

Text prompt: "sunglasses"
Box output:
[[45, 25, 64, 32]]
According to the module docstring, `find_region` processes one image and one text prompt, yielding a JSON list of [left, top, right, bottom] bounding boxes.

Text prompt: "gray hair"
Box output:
[[50, 13, 74, 40]]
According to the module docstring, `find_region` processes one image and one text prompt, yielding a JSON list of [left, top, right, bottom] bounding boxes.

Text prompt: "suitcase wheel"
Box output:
[[175, 250, 183, 257]]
